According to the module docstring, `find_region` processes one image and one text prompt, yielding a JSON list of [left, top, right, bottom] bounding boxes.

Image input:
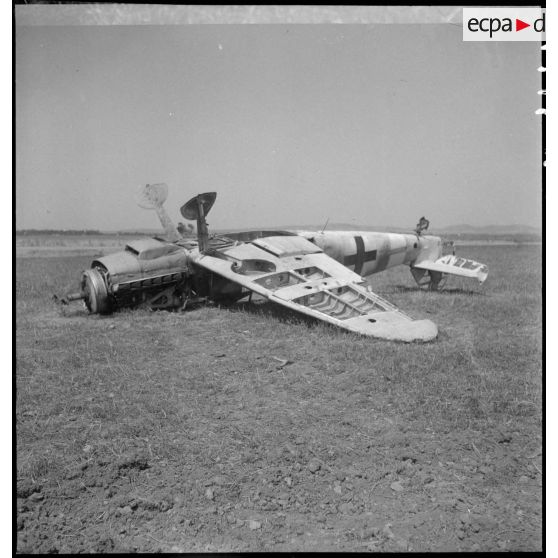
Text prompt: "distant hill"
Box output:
[[16, 229, 161, 236], [432, 224, 542, 236], [216, 222, 542, 236], [212, 223, 411, 233]]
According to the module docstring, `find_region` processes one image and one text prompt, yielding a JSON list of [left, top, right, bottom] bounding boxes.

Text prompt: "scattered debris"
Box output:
[[271, 356, 293, 368]]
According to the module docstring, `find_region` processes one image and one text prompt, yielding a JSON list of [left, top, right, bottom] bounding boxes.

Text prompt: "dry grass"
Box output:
[[16, 245, 542, 552]]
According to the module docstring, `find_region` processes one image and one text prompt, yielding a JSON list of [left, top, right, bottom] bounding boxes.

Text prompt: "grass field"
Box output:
[[16, 244, 542, 552]]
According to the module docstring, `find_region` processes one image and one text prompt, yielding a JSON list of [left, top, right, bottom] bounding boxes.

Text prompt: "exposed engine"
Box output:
[[67, 238, 193, 314]]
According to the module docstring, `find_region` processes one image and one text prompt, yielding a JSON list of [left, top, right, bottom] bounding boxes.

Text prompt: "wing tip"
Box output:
[[345, 313, 438, 342]]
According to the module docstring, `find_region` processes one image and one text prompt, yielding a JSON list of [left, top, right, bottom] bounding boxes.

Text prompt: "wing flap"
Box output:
[[193, 236, 437, 342], [413, 255, 488, 284]]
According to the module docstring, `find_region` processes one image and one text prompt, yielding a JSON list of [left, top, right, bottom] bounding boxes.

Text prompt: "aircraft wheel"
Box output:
[[411, 267, 447, 291]]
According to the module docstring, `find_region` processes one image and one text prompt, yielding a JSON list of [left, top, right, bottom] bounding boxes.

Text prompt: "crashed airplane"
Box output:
[[61, 184, 488, 343]]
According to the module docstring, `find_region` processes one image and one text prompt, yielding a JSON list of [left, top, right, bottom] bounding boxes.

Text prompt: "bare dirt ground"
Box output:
[[16, 244, 542, 553]]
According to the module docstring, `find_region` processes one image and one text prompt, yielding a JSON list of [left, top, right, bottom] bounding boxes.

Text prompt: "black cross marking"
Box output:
[[343, 236, 377, 275]]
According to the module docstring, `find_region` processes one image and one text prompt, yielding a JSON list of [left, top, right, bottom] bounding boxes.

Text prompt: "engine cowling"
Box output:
[[78, 238, 192, 314]]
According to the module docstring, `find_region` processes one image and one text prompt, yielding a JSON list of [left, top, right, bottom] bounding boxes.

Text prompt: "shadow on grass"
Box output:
[[390, 285, 488, 296], [223, 299, 328, 330], [218, 299, 435, 344]]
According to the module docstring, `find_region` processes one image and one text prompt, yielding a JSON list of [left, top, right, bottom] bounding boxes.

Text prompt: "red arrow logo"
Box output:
[[516, 19, 530, 31]]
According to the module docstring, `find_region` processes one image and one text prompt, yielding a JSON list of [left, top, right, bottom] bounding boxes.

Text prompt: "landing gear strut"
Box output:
[[410, 268, 448, 291]]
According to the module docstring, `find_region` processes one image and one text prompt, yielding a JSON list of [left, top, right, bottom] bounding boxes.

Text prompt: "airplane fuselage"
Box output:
[[295, 230, 443, 278]]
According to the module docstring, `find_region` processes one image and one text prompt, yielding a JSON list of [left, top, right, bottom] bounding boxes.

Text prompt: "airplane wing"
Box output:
[[190, 235, 437, 342], [412, 254, 488, 284]]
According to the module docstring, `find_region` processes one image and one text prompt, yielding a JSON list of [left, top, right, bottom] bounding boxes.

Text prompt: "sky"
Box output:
[[15, 13, 542, 231]]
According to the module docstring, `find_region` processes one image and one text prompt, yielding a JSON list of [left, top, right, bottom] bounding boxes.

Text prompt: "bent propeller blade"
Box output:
[[136, 183, 181, 242]]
